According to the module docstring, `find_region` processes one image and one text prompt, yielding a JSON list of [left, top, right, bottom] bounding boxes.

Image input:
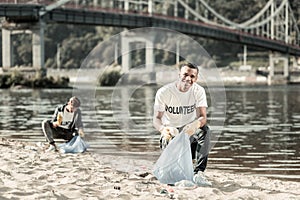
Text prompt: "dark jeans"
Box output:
[[42, 119, 75, 144], [190, 125, 211, 173]]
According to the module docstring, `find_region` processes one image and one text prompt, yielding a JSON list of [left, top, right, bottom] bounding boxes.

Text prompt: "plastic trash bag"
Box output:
[[153, 132, 194, 184], [59, 136, 89, 153]]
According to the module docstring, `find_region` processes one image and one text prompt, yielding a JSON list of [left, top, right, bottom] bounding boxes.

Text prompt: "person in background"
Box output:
[[153, 62, 211, 186], [42, 96, 85, 152]]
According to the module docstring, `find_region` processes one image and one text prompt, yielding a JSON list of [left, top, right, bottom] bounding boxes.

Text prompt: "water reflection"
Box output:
[[209, 85, 300, 181], [0, 85, 299, 181], [92, 86, 159, 159]]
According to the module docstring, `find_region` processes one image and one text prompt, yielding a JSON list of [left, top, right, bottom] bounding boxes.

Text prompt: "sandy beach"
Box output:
[[0, 137, 299, 200]]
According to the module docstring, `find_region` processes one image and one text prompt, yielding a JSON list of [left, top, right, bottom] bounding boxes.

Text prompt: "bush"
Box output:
[[0, 74, 11, 88], [0, 72, 70, 88], [98, 65, 122, 86]]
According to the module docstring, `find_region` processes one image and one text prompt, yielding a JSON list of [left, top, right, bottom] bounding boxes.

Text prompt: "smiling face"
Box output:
[[177, 65, 198, 92], [67, 100, 78, 113], [66, 97, 80, 112]]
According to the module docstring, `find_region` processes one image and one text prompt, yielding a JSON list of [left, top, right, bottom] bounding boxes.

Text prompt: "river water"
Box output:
[[0, 84, 299, 181]]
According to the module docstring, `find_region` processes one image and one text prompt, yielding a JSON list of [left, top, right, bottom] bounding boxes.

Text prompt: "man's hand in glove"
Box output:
[[79, 129, 85, 137], [182, 120, 201, 136], [160, 126, 179, 141], [159, 126, 179, 149]]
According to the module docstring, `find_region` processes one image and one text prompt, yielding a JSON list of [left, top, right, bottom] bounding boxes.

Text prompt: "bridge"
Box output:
[[0, 0, 300, 84]]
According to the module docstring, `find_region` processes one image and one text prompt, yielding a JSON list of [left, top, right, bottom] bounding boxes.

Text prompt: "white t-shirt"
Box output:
[[59, 107, 75, 129], [154, 82, 207, 128]]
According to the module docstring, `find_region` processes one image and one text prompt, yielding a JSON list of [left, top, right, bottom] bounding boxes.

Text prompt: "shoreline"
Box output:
[[1, 137, 299, 199], [48, 68, 269, 86], [48, 68, 297, 87], [1, 68, 296, 89]]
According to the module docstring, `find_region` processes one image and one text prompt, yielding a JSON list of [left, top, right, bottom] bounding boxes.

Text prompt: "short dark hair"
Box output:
[[179, 62, 199, 74], [70, 96, 81, 107]]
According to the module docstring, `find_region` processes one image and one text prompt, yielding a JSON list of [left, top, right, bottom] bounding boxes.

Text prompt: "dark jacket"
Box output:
[[51, 104, 83, 131]]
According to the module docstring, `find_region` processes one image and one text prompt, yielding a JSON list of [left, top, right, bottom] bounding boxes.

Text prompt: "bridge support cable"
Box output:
[[111, 0, 299, 46], [39, 0, 73, 16], [175, 0, 299, 46], [178, 0, 287, 29]]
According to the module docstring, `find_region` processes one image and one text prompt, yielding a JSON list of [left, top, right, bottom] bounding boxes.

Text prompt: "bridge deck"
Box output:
[[1, 4, 300, 56]]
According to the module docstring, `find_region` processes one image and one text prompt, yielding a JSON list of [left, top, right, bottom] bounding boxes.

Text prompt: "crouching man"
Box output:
[[42, 96, 85, 152], [153, 62, 211, 186]]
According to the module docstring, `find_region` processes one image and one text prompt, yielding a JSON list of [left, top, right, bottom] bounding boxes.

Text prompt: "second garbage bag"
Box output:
[[59, 135, 89, 153]]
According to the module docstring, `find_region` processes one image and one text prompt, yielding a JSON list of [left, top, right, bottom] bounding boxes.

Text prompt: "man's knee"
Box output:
[[42, 120, 54, 133], [42, 119, 50, 125]]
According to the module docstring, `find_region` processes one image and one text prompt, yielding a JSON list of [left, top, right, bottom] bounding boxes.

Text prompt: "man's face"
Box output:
[[67, 99, 78, 112], [178, 65, 198, 92]]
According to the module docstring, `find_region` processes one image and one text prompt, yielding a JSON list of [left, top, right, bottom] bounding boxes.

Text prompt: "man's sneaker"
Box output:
[[193, 171, 212, 187], [175, 180, 196, 187], [46, 144, 58, 152]]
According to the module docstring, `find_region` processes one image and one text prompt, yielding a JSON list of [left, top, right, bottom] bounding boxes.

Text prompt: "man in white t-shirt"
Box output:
[[153, 62, 211, 186]]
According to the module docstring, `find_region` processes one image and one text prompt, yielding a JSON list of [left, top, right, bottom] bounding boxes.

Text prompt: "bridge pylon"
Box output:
[[1, 20, 45, 77], [120, 30, 156, 83], [268, 52, 289, 85], [1, 27, 13, 68]]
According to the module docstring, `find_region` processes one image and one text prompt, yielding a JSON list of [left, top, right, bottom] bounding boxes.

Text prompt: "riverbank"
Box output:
[[47, 68, 269, 87], [0, 138, 299, 199], [3, 65, 298, 89], [0, 67, 70, 89], [219, 67, 268, 85]]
